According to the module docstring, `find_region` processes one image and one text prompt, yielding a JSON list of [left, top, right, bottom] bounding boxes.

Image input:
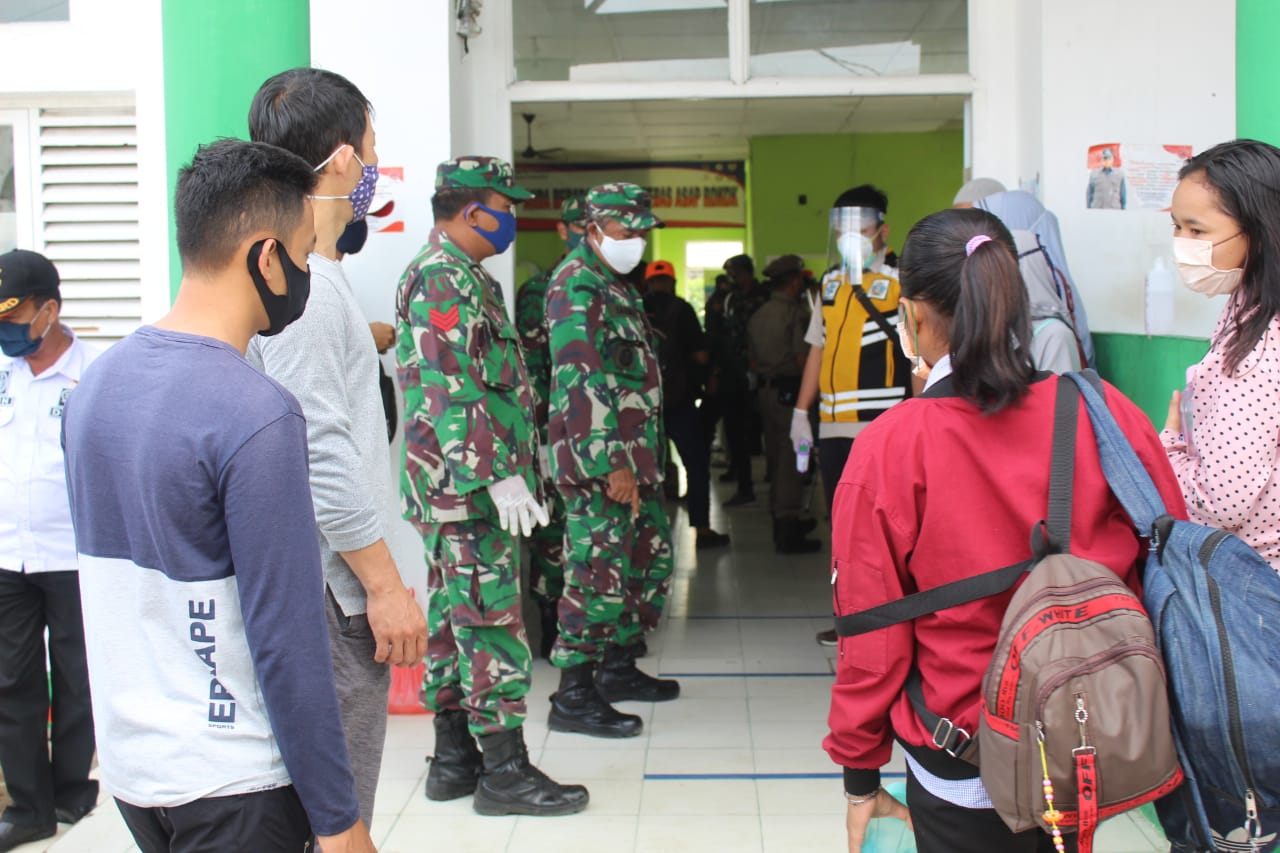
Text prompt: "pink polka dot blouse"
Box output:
[[1162, 305, 1280, 572]]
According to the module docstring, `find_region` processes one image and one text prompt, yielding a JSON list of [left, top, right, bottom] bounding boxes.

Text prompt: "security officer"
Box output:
[[0, 250, 99, 851], [750, 255, 820, 555], [514, 195, 586, 658], [544, 183, 678, 740], [790, 185, 913, 645], [396, 156, 587, 817]]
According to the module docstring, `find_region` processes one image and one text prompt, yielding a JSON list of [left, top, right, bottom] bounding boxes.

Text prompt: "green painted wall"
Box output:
[[650, 226, 745, 306], [1238, 0, 1280, 144], [161, 0, 311, 296], [1093, 333, 1209, 428], [748, 131, 964, 265]]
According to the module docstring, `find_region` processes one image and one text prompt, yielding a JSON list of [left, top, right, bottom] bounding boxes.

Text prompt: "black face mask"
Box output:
[[247, 239, 311, 337]]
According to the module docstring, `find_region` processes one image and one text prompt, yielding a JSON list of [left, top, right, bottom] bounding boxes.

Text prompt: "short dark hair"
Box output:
[[431, 188, 496, 222], [899, 207, 1034, 414], [248, 68, 373, 168], [175, 139, 317, 273], [723, 254, 754, 274], [833, 184, 889, 216]]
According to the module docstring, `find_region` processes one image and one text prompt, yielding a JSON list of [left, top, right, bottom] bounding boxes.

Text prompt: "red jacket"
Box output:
[[823, 374, 1187, 790]]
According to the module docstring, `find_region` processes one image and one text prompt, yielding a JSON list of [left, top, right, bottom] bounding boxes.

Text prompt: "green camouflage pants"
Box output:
[[415, 516, 530, 735], [527, 482, 566, 599], [550, 484, 673, 668]]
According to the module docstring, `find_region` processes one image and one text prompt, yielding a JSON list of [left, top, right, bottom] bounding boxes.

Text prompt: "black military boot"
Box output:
[[548, 663, 643, 738], [534, 593, 560, 660], [472, 727, 589, 817], [425, 709, 482, 801], [596, 643, 680, 702]]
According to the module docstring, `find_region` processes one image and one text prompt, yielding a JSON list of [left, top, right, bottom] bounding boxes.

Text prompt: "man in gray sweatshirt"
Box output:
[[246, 67, 428, 827]]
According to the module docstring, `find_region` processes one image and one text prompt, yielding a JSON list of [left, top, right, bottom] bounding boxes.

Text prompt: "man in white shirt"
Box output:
[[0, 250, 100, 851]]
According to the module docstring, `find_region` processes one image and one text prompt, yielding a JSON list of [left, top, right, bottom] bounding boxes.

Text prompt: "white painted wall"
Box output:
[[311, 0, 456, 597], [0, 0, 171, 324], [449, 0, 518, 308], [1035, 0, 1236, 338]]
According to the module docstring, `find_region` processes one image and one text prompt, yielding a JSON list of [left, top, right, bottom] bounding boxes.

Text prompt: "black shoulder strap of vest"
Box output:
[[832, 375, 1081, 638], [850, 283, 899, 345]]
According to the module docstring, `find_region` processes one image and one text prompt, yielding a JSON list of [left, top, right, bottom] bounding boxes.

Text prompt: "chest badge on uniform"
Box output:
[[429, 305, 460, 332], [0, 371, 7, 395], [868, 278, 890, 300], [822, 273, 841, 303]]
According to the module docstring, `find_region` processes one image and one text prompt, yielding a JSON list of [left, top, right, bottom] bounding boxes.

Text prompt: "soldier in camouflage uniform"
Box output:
[[396, 156, 587, 816], [514, 195, 586, 659], [544, 183, 679, 740]]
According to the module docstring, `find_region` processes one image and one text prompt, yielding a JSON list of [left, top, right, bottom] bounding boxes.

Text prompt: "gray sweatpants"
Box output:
[[326, 588, 391, 829]]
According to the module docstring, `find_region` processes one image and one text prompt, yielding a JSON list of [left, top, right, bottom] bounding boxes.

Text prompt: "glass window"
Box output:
[[1, 0, 70, 23], [515, 0, 730, 83], [749, 0, 967, 77], [0, 126, 15, 253]]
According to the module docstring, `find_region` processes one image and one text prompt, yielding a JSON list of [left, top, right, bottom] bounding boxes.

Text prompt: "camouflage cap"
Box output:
[[584, 182, 664, 230], [560, 194, 587, 225], [435, 155, 533, 200]]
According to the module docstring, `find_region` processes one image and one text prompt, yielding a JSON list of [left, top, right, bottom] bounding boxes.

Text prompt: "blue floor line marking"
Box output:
[[644, 772, 907, 781], [658, 672, 833, 678]]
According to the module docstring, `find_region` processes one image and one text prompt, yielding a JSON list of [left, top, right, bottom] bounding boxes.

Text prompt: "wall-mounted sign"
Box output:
[[517, 161, 746, 229], [1085, 143, 1192, 211]]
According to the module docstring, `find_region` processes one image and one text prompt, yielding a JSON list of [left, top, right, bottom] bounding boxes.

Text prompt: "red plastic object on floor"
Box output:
[[386, 588, 429, 714], [387, 661, 428, 714]]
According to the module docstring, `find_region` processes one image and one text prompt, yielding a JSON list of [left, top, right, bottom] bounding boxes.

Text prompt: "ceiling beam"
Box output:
[[510, 73, 973, 103]]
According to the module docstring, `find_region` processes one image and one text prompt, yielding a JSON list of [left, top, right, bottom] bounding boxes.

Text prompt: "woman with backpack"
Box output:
[[823, 207, 1187, 852], [1165, 139, 1280, 573]]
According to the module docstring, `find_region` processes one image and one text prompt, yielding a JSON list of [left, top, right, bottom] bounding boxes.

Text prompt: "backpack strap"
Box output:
[[1062, 371, 1168, 533], [833, 373, 1080, 638]]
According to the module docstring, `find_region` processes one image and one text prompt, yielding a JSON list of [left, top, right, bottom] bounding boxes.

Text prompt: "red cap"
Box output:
[[645, 260, 675, 280]]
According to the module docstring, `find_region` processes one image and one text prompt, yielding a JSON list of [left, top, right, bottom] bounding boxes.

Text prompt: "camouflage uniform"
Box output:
[[396, 156, 538, 736], [544, 183, 673, 669], [514, 196, 585, 602]]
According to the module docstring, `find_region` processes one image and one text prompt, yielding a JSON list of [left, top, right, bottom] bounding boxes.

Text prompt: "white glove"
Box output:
[[488, 476, 551, 537], [790, 407, 814, 455]]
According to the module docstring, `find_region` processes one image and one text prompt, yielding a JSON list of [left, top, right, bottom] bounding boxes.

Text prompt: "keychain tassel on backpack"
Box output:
[[1038, 727, 1066, 853]]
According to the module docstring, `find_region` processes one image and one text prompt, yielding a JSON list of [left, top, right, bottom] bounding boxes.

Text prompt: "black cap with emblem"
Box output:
[[0, 250, 61, 319]]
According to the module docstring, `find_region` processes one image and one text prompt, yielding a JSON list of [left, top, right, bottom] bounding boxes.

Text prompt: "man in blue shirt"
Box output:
[[62, 139, 373, 853]]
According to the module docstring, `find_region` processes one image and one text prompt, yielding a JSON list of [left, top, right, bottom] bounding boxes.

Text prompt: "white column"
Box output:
[[449, 0, 517, 308], [311, 0, 456, 598]]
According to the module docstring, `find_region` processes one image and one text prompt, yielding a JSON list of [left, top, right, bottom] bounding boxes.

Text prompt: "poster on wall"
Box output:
[[1085, 143, 1193, 211], [517, 161, 746, 229]]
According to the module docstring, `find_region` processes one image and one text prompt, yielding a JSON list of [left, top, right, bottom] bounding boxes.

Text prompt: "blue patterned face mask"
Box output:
[[311, 145, 380, 221]]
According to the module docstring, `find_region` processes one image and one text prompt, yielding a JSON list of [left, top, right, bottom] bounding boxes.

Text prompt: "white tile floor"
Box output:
[[25, 466, 1170, 852]]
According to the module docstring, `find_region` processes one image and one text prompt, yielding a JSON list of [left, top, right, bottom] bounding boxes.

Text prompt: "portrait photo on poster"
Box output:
[[1085, 143, 1192, 211]]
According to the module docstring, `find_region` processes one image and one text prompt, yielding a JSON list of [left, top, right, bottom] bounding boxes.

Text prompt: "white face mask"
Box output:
[[838, 232, 876, 271], [595, 231, 647, 274], [895, 310, 929, 380], [1173, 235, 1244, 296]]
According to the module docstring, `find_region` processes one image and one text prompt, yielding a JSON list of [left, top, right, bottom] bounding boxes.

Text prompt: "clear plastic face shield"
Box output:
[[827, 206, 882, 281]]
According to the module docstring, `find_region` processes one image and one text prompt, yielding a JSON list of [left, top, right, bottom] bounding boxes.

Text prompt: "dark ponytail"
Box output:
[[899, 208, 1035, 413]]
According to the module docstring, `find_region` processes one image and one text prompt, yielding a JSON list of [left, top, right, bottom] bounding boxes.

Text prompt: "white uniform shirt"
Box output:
[[0, 328, 99, 574]]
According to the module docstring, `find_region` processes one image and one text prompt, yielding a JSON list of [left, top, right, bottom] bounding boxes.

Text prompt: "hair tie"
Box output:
[[964, 234, 992, 256], [965, 234, 992, 256]]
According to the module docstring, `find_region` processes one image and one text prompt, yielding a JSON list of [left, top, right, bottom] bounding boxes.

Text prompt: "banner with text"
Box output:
[[517, 161, 746, 229]]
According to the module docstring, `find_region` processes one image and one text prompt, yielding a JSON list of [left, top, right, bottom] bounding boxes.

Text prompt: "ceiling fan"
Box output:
[[519, 113, 565, 160]]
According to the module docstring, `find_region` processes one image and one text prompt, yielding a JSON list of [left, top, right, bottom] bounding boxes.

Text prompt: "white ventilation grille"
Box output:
[[36, 106, 140, 342]]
